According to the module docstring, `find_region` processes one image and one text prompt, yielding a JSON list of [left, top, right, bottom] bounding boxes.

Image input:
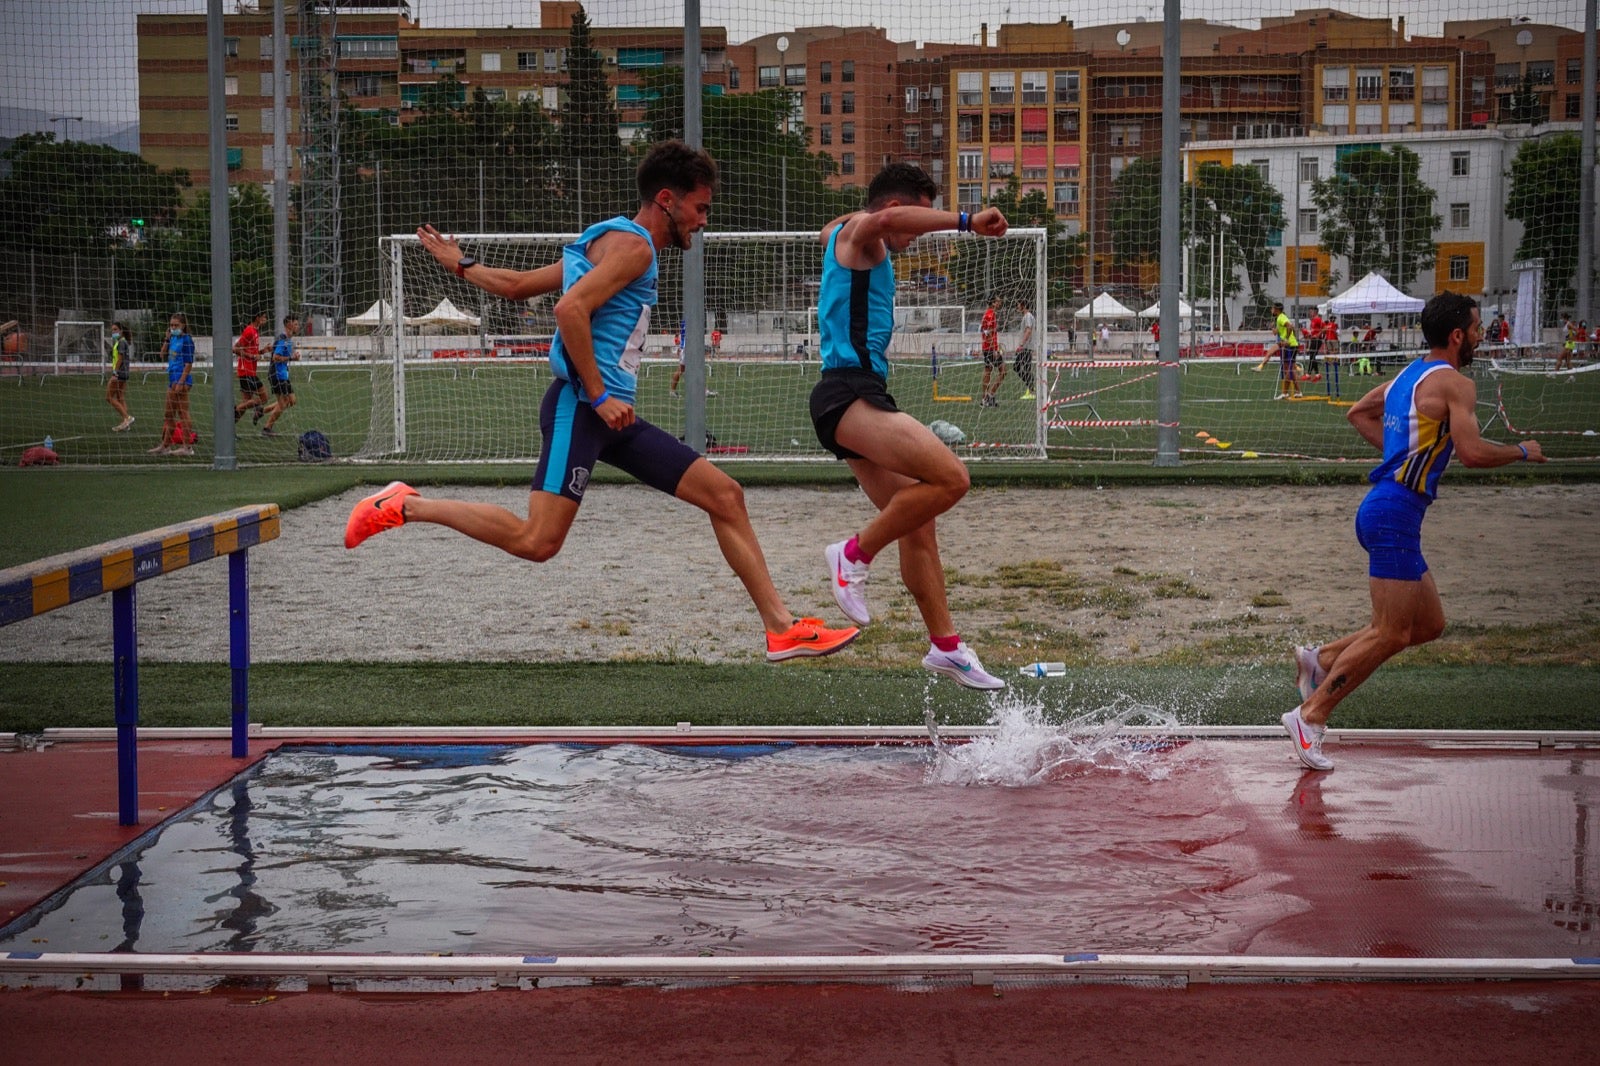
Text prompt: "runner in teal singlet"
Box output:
[[1281, 292, 1545, 771]]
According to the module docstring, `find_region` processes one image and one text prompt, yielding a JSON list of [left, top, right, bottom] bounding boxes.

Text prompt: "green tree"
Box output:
[[1311, 145, 1439, 293], [1190, 162, 1287, 321], [146, 185, 277, 337], [1506, 133, 1588, 319], [561, 5, 631, 224], [1108, 156, 1164, 265], [1503, 75, 1547, 127], [0, 134, 187, 326], [948, 176, 1085, 307]]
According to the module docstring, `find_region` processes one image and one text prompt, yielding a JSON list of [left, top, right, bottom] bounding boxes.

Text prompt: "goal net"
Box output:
[[370, 228, 1048, 462]]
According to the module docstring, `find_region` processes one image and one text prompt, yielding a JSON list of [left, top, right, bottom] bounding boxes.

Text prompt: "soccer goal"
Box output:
[[372, 229, 1049, 462], [52, 321, 106, 375], [1482, 357, 1600, 462]]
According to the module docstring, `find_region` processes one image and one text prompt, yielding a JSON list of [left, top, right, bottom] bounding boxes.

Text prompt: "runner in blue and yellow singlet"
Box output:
[[1280, 292, 1545, 771], [343, 141, 857, 663]]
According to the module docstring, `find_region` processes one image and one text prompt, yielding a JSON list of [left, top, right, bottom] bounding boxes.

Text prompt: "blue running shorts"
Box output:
[[1354, 481, 1431, 581], [533, 379, 699, 503]]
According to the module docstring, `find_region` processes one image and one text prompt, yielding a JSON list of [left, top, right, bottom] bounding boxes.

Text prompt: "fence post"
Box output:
[[112, 585, 139, 826]]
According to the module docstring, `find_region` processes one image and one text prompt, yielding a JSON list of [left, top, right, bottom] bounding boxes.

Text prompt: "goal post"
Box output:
[[52, 321, 106, 376], [376, 228, 1049, 463]]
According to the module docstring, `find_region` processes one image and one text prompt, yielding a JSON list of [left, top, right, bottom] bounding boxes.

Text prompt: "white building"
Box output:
[[1182, 124, 1586, 319]]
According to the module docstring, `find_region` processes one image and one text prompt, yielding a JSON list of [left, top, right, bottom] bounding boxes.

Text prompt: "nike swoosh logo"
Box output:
[[372, 491, 403, 511], [1295, 721, 1312, 750], [835, 562, 850, 588], [939, 656, 973, 672]]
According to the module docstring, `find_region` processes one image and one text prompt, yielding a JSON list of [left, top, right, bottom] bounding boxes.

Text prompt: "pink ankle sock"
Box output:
[[843, 535, 874, 565], [930, 634, 961, 652]]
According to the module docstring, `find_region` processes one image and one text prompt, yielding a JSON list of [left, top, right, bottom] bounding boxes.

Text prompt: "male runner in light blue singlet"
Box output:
[[810, 163, 1010, 689], [344, 141, 857, 663], [1282, 291, 1545, 771]]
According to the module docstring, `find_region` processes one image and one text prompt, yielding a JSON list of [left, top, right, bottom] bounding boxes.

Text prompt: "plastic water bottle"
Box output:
[[43, 435, 53, 451], [1020, 662, 1067, 678]]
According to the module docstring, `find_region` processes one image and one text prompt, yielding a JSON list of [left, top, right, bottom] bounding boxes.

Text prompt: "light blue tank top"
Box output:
[[1369, 358, 1455, 500], [548, 216, 656, 404], [818, 226, 896, 380]]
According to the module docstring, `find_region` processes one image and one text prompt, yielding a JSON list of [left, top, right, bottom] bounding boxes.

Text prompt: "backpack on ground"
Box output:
[[298, 430, 332, 462]]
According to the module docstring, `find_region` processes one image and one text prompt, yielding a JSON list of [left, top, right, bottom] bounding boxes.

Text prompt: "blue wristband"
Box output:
[[590, 389, 610, 407], [957, 211, 969, 233], [1518, 444, 1528, 461]]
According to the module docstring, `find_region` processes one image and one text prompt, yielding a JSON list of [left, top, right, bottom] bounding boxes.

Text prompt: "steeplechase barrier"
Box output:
[[0, 505, 280, 824]]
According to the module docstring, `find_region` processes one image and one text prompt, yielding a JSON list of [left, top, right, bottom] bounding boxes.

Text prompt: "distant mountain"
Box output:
[[0, 106, 139, 155]]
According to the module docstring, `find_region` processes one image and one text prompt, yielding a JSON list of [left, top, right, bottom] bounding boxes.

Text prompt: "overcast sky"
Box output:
[[1, 0, 1589, 130]]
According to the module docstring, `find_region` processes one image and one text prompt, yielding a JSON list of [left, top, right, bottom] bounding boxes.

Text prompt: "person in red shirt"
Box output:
[[232, 310, 270, 424], [978, 295, 1003, 406], [1305, 313, 1324, 375]]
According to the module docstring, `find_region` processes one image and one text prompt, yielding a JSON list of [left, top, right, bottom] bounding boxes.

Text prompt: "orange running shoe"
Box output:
[[344, 480, 419, 549], [765, 617, 860, 662]]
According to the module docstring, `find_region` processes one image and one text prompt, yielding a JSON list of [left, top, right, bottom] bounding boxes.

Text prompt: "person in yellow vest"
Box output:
[[106, 321, 134, 431], [1270, 301, 1303, 398]]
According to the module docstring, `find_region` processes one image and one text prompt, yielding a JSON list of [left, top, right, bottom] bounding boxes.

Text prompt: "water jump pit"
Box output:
[[2, 699, 1596, 992]]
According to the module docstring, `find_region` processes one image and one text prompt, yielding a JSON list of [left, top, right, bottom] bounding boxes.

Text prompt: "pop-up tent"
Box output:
[[345, 300, 394, 329], [1327, 272, 1424, 316], [405, 298, 482, 330], [1137, 298, 1196, 319], [1074, 292, 1136, 319]]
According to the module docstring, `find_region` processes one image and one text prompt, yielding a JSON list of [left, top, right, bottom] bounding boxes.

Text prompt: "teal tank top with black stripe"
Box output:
[[548, 216, 656, 404], [818, 226, 896, 380]]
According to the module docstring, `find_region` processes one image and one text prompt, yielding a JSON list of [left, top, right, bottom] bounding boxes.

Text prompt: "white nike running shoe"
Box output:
[[1294, 645, 1327, 702], [1282, 706, 1333, 771], [922, 642, 1006, 691], [825, 539, 872, 626]]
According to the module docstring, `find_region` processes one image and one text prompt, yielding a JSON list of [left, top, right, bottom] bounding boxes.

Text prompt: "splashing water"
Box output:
[[928, 690, 1182, 787]]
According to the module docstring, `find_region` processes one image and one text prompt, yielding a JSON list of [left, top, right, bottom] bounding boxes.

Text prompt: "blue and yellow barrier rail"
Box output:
[[0, 505, 280, 825]]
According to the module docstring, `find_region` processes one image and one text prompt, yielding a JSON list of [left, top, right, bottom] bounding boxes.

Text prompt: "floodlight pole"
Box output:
[[1153, 0, 1181, 466], [208, 0, 236, 470], [1579, 0, 1597, 326], [272, 0, 288, 330], [682, 0, 707, 454]]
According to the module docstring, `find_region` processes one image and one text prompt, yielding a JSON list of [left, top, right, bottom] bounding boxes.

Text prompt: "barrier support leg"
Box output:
[[229, 549, 250, 759], [112, 584, 139, 826]]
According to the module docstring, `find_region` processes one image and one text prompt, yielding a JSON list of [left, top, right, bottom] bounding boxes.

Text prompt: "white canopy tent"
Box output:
[[1075, 292, 1137, 319], [345, 300, 394, 329], [1137, 298, 1196, 320], [405, 298, 482, 331], [1327, 272, 1424, 317]]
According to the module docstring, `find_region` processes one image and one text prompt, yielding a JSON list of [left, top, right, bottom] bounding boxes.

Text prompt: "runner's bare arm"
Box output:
[[1346, 381, 1389, 449], [416, 224, 563, 301], [552, 231, 654, 428], [1441, 373, 1545, 466]]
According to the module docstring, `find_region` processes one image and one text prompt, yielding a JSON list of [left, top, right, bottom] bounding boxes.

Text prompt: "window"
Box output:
[[904, 126, 920, 151], [1567, 96, 1583, 120], [1355, 104, 1383, 134], [543, 86, 559, 111], [1299, 157, 1319, 183], [340, 37, 398, 59], [1388, 67, 1414, 101], [905, 87, 920, 113], [931, 86, 943, 113], [1450, 203, 1470, 229], [957, 71, 982, 106], [956, 113, 982, 142], [1298, 259, 1318, 284], [1527, 61, 1554, 86], [1421, 66, 1449, 102], [989, 72, 1014, 105], [225, 147, 243, 171], [1054, 183, 1080, 211], [785, 65, 805, 86], [1356, 68, 1382, 101], [1298, 208, 1317, 233], [930, 123, 943, 149], [225, 37, 239, 59], [348, 74, 382, 97], [1322, 105, 1348, 134], [758, 66, 779, 88], [841, 61, 854, 83], [841, 152, 855, 175], [958, 151, 983, 180], [1109, 124, 1142, 148], [1420, 104, 1449, 132], [225, 75, 239, 96], [544, 49, 561, 73], [1389, 104, 1415, 131], [517, 53, 538, 72], [841, 92, 855, 114], [1451, 151, 1470, 177], [481, 52, 500, 72], [820, 93, 831, 115], [728, 66, 740, 90], [260, 108, 274, 133], [819, 124, 832, 145], [1496, 62, 1522, 87], [1022, 71, 1047, 104], [1449, 256, 1470, 282], [1471, 77, 1487, 107], [1570, 59, 1585, 85], [1054, 71, 1080, 104], [957, 183, 982, 207], [518, 89, 540, 103], [1054, 110, 1080, 139], [225, 113, 239, 132], [1250, 158, 1269, 182], [988, 112, 1014, 140], [482, 88, 506, 103], [260, 35, 273, 60], [841, 121, 855, 145], [1322, 67, 1349, 102], [819, 62, 832, 84], [260, 72, 275, 96]]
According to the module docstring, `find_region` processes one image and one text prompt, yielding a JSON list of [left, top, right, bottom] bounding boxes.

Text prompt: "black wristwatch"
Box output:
[[455, 256, 477, 277]]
